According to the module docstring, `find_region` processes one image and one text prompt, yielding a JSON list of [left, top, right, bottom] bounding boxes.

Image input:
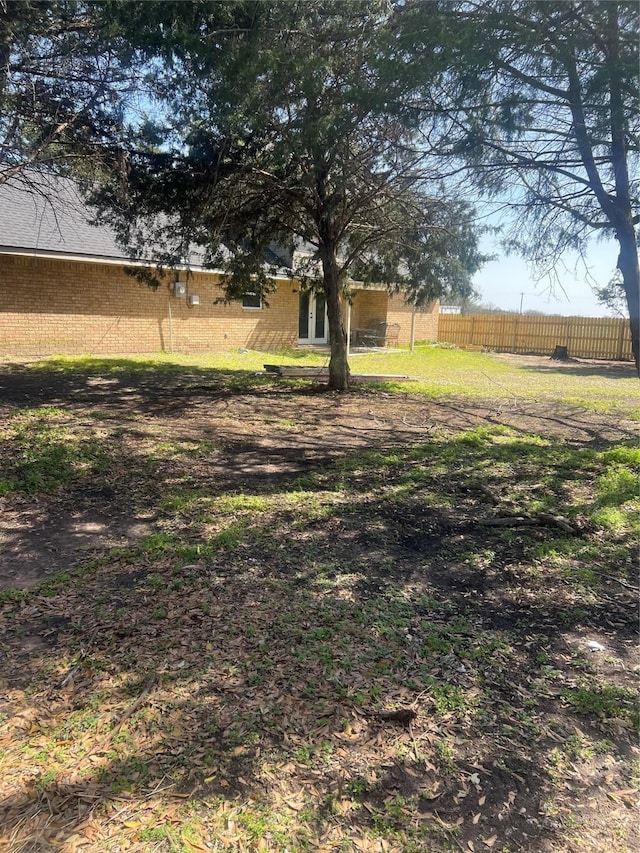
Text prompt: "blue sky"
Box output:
[[469, 203, 622, 317]]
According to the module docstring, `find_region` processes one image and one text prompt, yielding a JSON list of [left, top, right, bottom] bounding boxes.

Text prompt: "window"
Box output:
[[242, 292, 262, 309]]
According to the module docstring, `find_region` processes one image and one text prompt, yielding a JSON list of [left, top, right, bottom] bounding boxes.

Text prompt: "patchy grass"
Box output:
[[12, 346, 639, 415], [350, 347, 638, 414], [561, 684, 639, 728], [0, 353, 637, 853], [0, 407, 110, 495]]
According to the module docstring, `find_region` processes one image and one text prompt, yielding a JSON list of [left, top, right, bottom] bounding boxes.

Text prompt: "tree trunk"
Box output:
[[551, 345, 569, 361], [320, 240, 350, 391], [617, 224, 640, 375], [605, 5, 639, 376]]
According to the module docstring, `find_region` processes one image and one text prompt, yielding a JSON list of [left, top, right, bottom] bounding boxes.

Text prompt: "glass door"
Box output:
[[313, 293, 327, 341], [298, 291, 310, 341], [298, 291, 328, 344]]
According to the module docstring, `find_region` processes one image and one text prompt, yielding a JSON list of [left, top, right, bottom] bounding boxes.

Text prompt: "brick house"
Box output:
[[0, 175, 439, 357]]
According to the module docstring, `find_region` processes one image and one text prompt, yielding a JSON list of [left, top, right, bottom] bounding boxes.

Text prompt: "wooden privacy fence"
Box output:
[[438, 313, 633, 361]]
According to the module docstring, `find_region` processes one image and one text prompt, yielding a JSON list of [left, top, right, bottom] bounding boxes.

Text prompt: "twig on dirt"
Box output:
[[112, 674, 157, 732], [472, 483, 501, 504], [51, 630, 102, 694], [434, 811, 467, 851], [67, 673, 158, 772], [56, 664, 82, 691], [480, 514, 578, 534], [601, 574, 638, 592], [401, 412, 434, 431], [51, 652, 88, 694]]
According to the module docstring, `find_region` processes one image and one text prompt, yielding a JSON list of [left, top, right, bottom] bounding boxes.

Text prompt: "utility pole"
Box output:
[[519, 292, 524, 314]]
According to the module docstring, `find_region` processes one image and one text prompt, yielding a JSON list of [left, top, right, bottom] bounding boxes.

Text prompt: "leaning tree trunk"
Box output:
[[606, 5, 639, 376], [320, 240, 350, 391], [617, 223, 640, 376]]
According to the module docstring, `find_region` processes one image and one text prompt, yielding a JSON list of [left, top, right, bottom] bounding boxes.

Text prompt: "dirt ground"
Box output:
[[0, 354, 637, 853], [0, 354, 635, 593]]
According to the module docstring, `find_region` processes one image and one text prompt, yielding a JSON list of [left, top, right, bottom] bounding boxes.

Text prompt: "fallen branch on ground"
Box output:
[[368, 708, 417, 725], [57, 664, 81, 691], [66, 674, 158, 774], [469, 481, 579, 533], [112, 674, 158, 732], [480, 514, 578, 534], [602, 574, 638, 591]]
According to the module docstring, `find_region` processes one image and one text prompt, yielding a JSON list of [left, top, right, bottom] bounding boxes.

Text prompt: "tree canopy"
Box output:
[[0, 0, 136, 188], [400, 0, 639, 370], [87, 0, 485, 389], [5, 0, 636, 374]]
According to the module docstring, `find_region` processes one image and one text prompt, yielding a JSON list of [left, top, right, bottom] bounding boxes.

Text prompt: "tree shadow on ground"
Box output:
[[513, 359, 636, 380], [0, 363, 637, 852], [2, 525, 635, 852], [0, 358, 271, 413], [1, 529, 636, 851]]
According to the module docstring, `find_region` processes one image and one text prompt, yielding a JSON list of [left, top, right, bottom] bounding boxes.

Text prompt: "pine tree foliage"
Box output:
[[400, 0, 639, 370], [89, 0, 485, 390], [0, 0, 136, 187]]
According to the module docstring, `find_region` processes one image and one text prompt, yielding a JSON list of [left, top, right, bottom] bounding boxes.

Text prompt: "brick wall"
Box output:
[[349, 289, 439, 346], [0, 254, 439, 356], [0, 254, 299, 356], [350, 289, 389, 331], [386, 293, 439, 345]]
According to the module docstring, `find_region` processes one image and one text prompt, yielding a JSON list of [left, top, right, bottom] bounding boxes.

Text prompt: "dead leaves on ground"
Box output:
[[0, 557, 523, 853], [2, 539, 639, 853], [1, 401, 638, 852]]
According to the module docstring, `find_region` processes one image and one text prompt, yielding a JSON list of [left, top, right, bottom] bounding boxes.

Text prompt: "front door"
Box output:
[[298, 291, 328, 344]]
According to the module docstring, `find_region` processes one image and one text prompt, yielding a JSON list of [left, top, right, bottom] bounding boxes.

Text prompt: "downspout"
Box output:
[[167, 298, 174, 353], [410, 303, 417, 352], [346, 299, 352, 357]]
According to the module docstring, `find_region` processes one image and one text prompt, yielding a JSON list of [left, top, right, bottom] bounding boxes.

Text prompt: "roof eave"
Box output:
[[0, 247, 297, 283]]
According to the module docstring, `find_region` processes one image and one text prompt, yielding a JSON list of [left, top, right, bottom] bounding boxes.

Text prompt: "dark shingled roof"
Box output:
[[0, 172, 294, 274], [0, 172, 129, 261]]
